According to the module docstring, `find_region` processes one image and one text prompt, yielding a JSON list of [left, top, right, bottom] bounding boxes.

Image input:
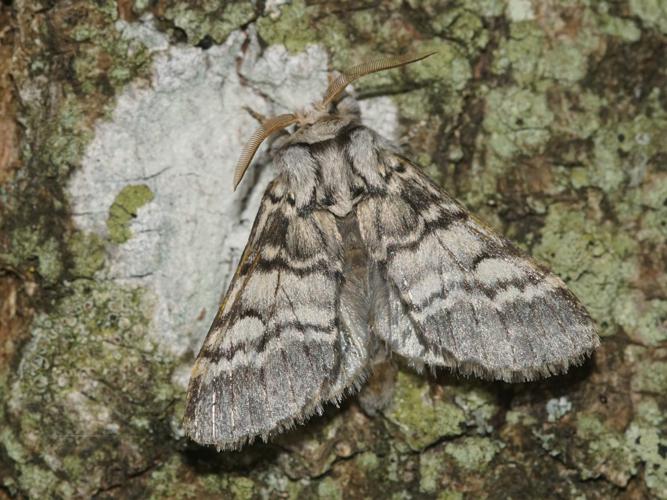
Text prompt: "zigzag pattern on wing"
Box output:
[[184, 178, 371, 449], [358, 153, 599, 381]]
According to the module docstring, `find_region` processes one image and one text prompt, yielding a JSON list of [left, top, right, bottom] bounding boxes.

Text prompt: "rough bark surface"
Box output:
[[1, 1, 666, 499]]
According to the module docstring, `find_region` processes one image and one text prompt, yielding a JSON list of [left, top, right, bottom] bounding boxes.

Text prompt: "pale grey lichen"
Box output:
[[626, 398, 667, 498], [630, 0, 667, 34], [546, 396, 573, 422], [574, 414, 638, 487]]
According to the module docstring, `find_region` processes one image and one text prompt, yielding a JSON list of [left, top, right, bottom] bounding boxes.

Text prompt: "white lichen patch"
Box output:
[[358, 96, 399, 142], [546, 396, 573, 422], [507, 0, 535, 22], [68, 20, 399, 357]]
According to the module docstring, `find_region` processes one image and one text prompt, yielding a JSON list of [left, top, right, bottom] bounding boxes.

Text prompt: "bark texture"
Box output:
[[1, 1, 666, 498]]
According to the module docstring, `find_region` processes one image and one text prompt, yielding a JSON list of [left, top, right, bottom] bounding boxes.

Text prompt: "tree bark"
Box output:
[[1, 1, 666, 498]]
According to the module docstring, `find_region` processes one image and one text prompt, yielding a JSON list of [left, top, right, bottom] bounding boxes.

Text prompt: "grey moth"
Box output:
[[183, 53, 599, 450]]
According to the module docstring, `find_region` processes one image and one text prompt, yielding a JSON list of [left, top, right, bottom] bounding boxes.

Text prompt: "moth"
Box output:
[[184, 52, 599, 450]]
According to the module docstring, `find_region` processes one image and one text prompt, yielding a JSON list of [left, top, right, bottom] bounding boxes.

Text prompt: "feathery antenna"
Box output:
[[233, 113, 298, 190], [232, 51, 436, 189], [321, 51, 437, 107]]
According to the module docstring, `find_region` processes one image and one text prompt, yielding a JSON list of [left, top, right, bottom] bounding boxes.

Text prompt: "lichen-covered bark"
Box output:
[[1, 1, 665, 498]]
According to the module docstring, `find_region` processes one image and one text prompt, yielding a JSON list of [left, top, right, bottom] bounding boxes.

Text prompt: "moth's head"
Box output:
[[290, 91, 360, 129], [233, 51, 436, 190]]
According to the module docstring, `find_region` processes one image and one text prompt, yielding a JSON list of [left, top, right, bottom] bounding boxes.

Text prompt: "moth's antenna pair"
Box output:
[[233, 51, 437, 190]]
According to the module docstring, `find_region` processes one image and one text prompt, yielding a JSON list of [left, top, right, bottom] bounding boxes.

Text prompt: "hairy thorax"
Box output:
[[271, 112, 399, 218]]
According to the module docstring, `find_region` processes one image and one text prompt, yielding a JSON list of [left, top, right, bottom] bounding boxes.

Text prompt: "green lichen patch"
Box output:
[[69, 30, 152, 99], [256, 0, 320, 54], [7, 227, 64, 285], [492, 21, 545, 86], [257, 1, 478, 101], [616, 291, 667, 346], [483, 86, 554, 160], [444, 436, 503, 471], [106, 184, 155, 244], [418, 436, 502, 494], [2, 280, 177, 498], [393, 88, 435, 123], [549, 88, 604, 141], [541, 40, 589, 85], [430, 8, 490, 53], [5, 463, 68, 500], [590, 112, 667, 195], [572, 414, 638, 487], [492, 7, 600, 86], [315, 476, 343, 500], [451, 384, 499, 434], [632, 360, 667, 394], [419, 448, 449, 494], [27, 95, 92, 177], [68, 231, 106, 279], [506, 0, 535, 21], [256, 0, 368, 66], [626, 398, 667, 498], [355, 451, 380, 472], [627, 423, 667, 498], [630, 0, 667, 34], [384, 371, 466, 451], [407, 39, 473, 97], [1, 0, 155, 329], [537, 413, 640, 489], [317, 444, 422, 499], [162, 1, 257, 45], [18, 2, 153, 170], [277, 405, 376, 479], [595, 10, 642, 42], [146, 455, 195, 500], [534, 203, 638, 333], [437, 491, 464, 500], [146, 453, 267, 500], [504, 409, 538, 427], [228, 475, 256, 500]]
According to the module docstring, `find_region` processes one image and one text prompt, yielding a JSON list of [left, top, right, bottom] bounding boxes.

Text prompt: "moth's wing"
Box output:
[[359, 154, 599, 381], [184, 179, 371, 449]]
